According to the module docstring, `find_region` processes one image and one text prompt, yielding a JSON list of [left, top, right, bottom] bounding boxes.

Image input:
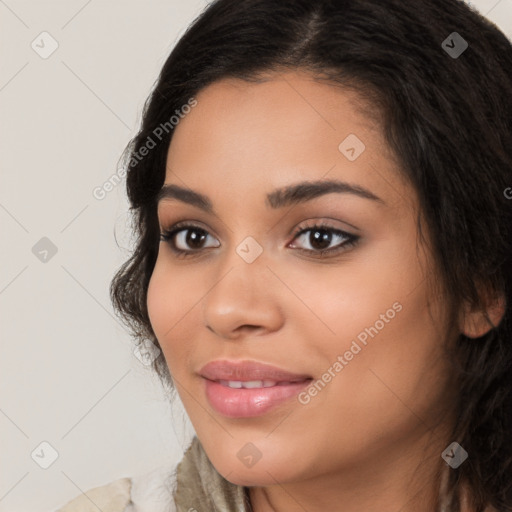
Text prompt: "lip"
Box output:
[[199, 360, 312, 418], [199, 360, 312, 382]]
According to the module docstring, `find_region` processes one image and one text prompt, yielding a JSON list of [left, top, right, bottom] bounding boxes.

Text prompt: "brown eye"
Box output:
[[178, 227, 208, 250], [160, 224, 220, 254], [289, 223, 359, 257]]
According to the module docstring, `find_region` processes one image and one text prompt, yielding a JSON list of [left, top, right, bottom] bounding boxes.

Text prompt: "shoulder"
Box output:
[[55, 477, 132, 512], [55, 465, 178, 512], [54, 437, 249, 512]]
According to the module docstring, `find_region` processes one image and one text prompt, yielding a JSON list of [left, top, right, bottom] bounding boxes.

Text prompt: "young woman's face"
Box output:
[[147, 71, 458, 489]]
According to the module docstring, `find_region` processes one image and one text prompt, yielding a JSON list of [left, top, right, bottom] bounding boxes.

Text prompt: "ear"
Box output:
[[459, 286, 507, 339]]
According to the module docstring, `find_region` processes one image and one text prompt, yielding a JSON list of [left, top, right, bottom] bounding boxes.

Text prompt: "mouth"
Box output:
[[216, 379, 309, 388], [199, 360, 313, 418]]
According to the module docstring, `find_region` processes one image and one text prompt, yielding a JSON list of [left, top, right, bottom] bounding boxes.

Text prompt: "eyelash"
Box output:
[[159, 221, 360, 259]]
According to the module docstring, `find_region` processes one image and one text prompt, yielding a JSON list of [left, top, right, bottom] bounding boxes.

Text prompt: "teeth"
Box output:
[[218, 380, 278, 389], [242, 380, 264, 388]]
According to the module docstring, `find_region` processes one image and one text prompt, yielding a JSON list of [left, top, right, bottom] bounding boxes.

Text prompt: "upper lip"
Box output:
[[199, 360, 312, 382]]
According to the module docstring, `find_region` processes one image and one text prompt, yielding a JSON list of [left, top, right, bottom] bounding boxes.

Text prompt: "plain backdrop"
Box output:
[[1, 1, 511, 510]]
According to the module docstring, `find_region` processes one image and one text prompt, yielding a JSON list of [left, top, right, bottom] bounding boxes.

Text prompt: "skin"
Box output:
[[146, 70, 501, 512]]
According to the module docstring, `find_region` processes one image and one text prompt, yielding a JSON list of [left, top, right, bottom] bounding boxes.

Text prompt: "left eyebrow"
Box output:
[[266, 179, 385, 208], [156, 179, 385, 214]]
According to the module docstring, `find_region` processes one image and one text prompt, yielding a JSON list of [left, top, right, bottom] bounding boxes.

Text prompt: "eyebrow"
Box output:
[[156, 179, 385, 213]]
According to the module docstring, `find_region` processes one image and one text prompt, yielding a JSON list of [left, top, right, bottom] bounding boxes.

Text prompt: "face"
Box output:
[[146, 71, 457, 488]]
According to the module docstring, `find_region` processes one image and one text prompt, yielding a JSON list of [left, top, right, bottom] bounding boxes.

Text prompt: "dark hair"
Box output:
[[110, 0, 512, 509]]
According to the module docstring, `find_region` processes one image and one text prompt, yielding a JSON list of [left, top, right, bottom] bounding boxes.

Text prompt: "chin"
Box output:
[[208, 448, 303, 488]]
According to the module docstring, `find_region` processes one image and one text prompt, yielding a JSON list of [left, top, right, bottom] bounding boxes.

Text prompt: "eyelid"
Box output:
[[288, 217, 358, 238], [160, 219, 220, 240]]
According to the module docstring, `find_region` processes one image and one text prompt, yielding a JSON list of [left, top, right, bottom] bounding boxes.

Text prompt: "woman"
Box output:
[[57, 0, 512, 510]]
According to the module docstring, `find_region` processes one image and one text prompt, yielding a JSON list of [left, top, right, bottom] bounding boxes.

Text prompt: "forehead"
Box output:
[[163, 71, 412, 212]]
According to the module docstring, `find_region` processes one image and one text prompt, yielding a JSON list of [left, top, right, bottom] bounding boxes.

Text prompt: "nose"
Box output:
[[202, 251, 284, 340]]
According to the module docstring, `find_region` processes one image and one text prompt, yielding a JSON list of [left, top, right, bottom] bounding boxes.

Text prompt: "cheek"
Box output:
[[280, 252, 412, 363], [285, 228, 423, 342], [315, 281, 451, 435], [146, 264, 173, 337], [297, 240, 451, 416], [146, 261, 200, 372]]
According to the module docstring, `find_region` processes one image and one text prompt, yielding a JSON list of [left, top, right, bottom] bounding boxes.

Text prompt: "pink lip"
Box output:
[[199, 360, 312, 418], [199, 360, 311, 382]]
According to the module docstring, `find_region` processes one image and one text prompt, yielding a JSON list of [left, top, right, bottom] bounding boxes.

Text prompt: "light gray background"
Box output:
[[1, 1, 511, 510]]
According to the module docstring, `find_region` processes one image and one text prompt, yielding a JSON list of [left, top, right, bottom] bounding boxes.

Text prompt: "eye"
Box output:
[[288, 221, 359, 257], [159, 220, 359, 259], [160, 222, 220, 258]]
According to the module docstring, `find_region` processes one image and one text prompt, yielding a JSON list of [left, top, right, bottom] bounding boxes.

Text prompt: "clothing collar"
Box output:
[[174, 436, 252, 512]]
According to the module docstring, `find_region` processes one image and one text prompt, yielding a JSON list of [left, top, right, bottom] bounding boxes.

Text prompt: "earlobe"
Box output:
[[460, 290, 507, 339]]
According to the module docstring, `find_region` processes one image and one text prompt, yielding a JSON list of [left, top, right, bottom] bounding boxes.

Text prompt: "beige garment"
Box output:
[[173, 434, 250, 512], [55, 437, 251, 512], [56, 477, 132, 512]]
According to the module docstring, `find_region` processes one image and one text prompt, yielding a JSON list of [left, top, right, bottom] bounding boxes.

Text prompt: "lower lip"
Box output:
[[203, 379, 311, 418]]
